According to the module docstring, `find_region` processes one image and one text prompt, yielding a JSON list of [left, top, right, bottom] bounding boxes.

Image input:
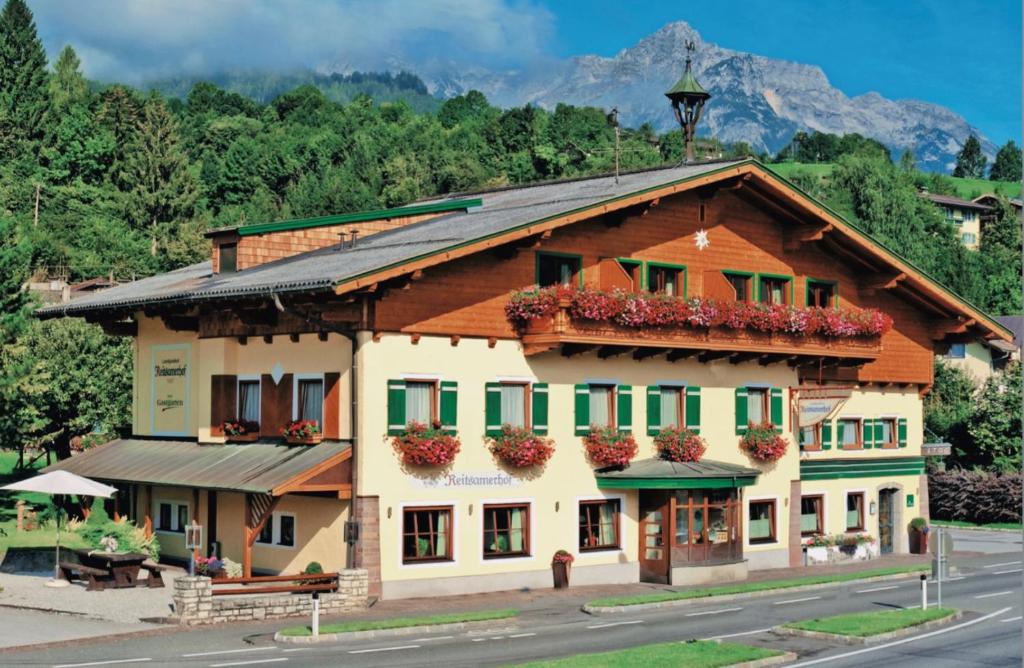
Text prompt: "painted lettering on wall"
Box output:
[[151, 345, 191, 435], [412, 471, 522, 489]]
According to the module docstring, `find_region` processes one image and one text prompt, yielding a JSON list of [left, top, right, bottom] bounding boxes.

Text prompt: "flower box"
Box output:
[[487, 425, 555, 468], [285, 434, 322, 445], [281, 420, 322, 445], [228, 432, 260, 443], [655, 427, 707, 463], [223, 420, 260, 442], [583, 427, 638, 467], [740, 422, 788, 462], [392, 421, 461, 467]]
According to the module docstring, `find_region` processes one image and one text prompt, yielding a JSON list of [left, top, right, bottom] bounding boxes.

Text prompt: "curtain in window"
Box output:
[[660, 389, 680, 428], [749, 505, 771, 540], [598, 502, 616, 545], [664, 272, 676, 296], [800, 499, 819, 532], [800, 426, 816, 446], [881, 421, 893, 444], [847, 496, 862, 529], [434, 511, 448, 557], [239, 381, 259, 424], [748, 391, 765, 424], [509, 508, 524, 552], [405, 383, 432, 424], [770, 281, 784, 304], [841, 421, 857, 445], [176, 505, 189, 533], [298, 380, 324, 424], [500, 385, 526, 427], [589, 386, 611, 427]]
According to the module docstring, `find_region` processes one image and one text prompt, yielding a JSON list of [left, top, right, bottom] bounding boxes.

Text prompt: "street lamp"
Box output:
[[665, 40, 711, 163]]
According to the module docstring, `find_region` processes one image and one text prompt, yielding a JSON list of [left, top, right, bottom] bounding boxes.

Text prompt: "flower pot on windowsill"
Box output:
[[285, 434, 322, 446], [227, 432, 260, 443]]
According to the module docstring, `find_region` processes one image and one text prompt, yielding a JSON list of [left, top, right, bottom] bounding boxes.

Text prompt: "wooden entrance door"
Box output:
[[639, 491, 670, 583], [878, 489, 895, 554]]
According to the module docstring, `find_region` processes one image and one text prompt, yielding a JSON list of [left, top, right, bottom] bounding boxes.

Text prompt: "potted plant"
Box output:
[[282, 419, 322, 445], [487, 425, 555, 468], [552, 550, 574, 589], [392, 420, 461, 467], [654, 426, 706, 463], [223, 419, 260, 442], [739, 422, 788, 463], [195, 555, 225, 578], [583, 427, 638, 467], [909, 517, 930, 554]]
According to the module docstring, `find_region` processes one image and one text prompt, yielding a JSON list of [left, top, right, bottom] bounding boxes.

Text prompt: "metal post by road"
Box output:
[[920, 573, 928, 610], [312, 592, 320, 637], [936, 526, 943, 607]]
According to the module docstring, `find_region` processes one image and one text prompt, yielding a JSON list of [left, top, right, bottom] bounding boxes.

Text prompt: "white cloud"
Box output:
[[29, 0, 555, 81]]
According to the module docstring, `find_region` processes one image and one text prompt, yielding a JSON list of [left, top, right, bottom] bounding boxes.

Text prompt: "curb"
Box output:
[[582, 569, 931, 614], [773, 609, 961, 645], [931, 524, 1022, 534], [274, 617, 518, 644], [727, 651, 798, 668]]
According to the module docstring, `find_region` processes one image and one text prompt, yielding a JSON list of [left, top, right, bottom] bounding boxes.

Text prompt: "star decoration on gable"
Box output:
[[694, 228, 710, 251]]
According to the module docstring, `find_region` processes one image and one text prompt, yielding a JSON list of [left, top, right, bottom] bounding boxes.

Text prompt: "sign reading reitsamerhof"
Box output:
[[152, 344, 191, 435], [793, 386, 853, 427]]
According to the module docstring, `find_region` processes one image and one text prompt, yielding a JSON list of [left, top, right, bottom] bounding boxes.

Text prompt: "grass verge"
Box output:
[[587, 565, 928, 608], [507, 640, 780, 668], [783, 606, 956, 637], [931, 520, 1023, 531], [279, 608, 518, 637]]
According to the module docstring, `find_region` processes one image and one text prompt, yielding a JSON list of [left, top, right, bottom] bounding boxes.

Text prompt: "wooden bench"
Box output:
[[140, 563, 170, 588], [59, 561, 109, 591]]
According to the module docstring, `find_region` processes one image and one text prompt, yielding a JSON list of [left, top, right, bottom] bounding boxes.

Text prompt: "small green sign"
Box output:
[[906, 494, 915, 508]]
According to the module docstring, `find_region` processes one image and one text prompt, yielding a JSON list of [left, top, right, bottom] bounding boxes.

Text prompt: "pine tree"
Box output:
[[48, 45, 88, 113], [988, 140, 1022, 182], [121, 97, 197, 258], [97, 85, 142, 188], [898, 149, 916, 172], [953, 134, 987, 178], [0, 0, 49, 155]]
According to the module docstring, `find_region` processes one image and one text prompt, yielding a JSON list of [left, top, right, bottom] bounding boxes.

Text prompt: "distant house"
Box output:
[[942, 314, 1021, 383], [972, 194, 1022, 233], [921, 192, 991, 250]]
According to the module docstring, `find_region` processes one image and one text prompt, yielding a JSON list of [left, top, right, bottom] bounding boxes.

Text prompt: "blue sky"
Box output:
[[30, 0, 1021, 145]]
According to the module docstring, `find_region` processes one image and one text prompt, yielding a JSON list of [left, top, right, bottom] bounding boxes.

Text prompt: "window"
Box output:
[[879, 418, 897, 449], [405, 381, 436, 425], [483, 504, 529, 558], [660, 387, 683, 428], [402, 506, 453, 563], [647, 264, 683, 297], [672, 490, 741, 564], [945, 343, 966, 359], [846, 493, 865, 531], [747, 388, 769, 425], [698, 202, 706, 222], [295, 377, 324, 424], [800, 495, 823, 535], [537, 252, 581, 287], [838, 418, 861, 449], [220, 243, 237, 273], [257, 520, 273, 544], [748, 500, 776, 544], [759, 276, 790, 305], [799, 424, 821, 450], [961, 232, 977, 245], [589, 384, 615, 428], [500, 383, 528, 428], [617, 259, 642, 292], [724, 272, 751, 302], [579, 499, 620, 550], [255, 512, 295, 548], [155, 501, 188, 533], [807, 280, 836, 308], [238, 378, 260, 426]]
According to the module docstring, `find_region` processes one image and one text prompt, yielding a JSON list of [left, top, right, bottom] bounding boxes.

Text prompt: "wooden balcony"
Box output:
[[519, 304, 882, 366]]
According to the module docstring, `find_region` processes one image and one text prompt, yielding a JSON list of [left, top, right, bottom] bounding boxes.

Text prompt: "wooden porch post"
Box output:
[[243, 493, 253, 578], [143, 484, 153, 538], [192, 488, 201, 562], [208, 490, 218, 556]]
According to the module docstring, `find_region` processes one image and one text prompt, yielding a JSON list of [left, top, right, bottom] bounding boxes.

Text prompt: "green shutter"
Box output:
[[821, 420, 832, 450], [485, 382, 502, 437], [874, 419, 885, 446], [685, 386, 701, 434], [646, 386, 661, 436], [532, 383, 549, 435], [617, 385, 633, 434], [770, 387, 784, 433], [898, 417, 907, 448], [862, 419, 874, 448], [387, 379, 406, 435], [574, 384, 590, 436], [735, 387, 749, 434], [440, 381, 458, 434]]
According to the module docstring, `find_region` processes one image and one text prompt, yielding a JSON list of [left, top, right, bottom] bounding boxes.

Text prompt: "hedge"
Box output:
[[929, 470, 1022, 524]]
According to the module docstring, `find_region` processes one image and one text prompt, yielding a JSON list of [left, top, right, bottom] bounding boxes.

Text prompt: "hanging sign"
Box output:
[[794, 386, 852, 427], [151, 344, 191, 436]]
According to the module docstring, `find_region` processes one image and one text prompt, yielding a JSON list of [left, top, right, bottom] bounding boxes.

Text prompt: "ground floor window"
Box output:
[[748, 500, 776, 544], [801, 495, 824, 535], [846, 493, 865, 531], [483, 504, 529, 558], [403, 506, 452, 563], [673, 489, 740, 563], [579, 499, 620, 551], [255, 512, 296, 548], [155, 501, 188, 533]]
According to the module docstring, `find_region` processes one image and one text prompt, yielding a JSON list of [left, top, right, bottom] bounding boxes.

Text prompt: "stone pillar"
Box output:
[[173, 576, 213, 625], [788, 480, 803, 567], [354, 496, 381, 598], [337, 569, 369, 608]]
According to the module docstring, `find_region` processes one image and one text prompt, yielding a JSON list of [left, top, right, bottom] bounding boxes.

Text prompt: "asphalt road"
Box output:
[[3, 551, 1021, 667]]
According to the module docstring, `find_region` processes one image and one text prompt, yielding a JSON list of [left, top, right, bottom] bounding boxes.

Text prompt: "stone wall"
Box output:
[[173, 570, 369, 625]]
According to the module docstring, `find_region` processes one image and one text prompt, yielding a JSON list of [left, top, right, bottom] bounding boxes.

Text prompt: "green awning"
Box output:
[[596, 458, 760, 490]]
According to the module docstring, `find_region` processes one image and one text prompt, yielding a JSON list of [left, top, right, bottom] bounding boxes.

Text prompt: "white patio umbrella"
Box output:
[[2, 470, 117, 586]]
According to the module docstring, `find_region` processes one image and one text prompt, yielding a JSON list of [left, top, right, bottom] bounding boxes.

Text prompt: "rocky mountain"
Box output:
[[394, 22, 991, 172]]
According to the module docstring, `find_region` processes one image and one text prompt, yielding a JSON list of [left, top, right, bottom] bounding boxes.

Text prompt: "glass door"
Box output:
[[639, 491, 670, 583]]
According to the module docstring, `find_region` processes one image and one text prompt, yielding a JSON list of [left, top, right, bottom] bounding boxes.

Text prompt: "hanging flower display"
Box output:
[[654, 426, 707, 463], [583, 426, 639, 467], [740, 422, 789, 462], [487, 425, 555, 468], [392, 420, 461, 467]]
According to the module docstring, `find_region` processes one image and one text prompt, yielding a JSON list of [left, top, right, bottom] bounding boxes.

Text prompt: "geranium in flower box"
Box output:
[[223, 419, 260, 442], [487, 425, 555, 468], [654, 426, 707, 463], [281, 419, 322, 445], [583, 426, 638, 467], [740, 422, 788, 462], [392, 420, 461, 467]]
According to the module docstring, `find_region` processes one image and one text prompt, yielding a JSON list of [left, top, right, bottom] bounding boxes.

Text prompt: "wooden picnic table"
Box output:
[[73, 549, 148, 588]]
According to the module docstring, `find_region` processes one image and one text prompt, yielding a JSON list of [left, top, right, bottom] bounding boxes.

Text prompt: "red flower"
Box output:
[[740, 422, 789, 462], [487, 425, 555, 468], [583, 427, 638, 467], [392, 421, 461, 467], [281, 419, 320, 438], [654, 427, 707, 462]]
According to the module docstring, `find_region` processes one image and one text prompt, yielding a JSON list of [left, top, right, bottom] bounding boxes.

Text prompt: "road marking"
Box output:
[[413, 635, 454, 642], [209, 660, 288, 668], [999, 616, 1023, 623], [684, 607, 743, 617], [587, 620, 645, 629], [509, 633, 537, 638], [490, 636, 506, 640], [787, 607, 1012, 667], [993, 568, 1023, 575], [184, 649, 277, 658], [700, 628, 773, 641], [54, 661, 152, 668], [975, 590, 1015, 599], [856, 585, 899, 594], [280, 649, 308, 653], [347, 645, 421, 654], [471, 638, 487, 642], [773, 596, 821, 605], [984, 561, 1021, 569]]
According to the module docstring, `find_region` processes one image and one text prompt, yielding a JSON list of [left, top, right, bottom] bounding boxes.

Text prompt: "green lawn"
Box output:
[[931, 520, 1023, 531], [587, 565, 928, 608], [279, 608, 519, 637], [0, 449, 83, 554], [784, 607, 957, 637], [507, 640, 780, 668]]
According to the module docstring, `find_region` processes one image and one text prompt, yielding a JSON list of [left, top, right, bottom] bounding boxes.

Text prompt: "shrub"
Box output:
[[392, 420, 461, 467], [583, 427, 638, 467], [487, 425, 555, 467], [304, 561, 323, 575], [928, 470, 1022, 524], [909, 517, 928, 531], [654, 427, 706, 463], [222, 557, 243, 578], [740, 422, 788, 462], [79, 516, 161, 562]]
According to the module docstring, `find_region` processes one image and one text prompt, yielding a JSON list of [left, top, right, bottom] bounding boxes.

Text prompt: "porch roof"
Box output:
[[43, 438, 351, 495], [595, 458, 760, 489]]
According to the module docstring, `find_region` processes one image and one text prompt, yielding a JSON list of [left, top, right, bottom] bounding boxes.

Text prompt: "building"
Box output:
[[922, 192, 991, 249], [940, 314, 1020, 383], [973, 194, 1022, 234], [39, 159, 1012, 598]]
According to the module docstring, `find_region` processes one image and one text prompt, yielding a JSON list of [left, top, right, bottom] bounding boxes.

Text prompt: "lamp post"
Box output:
[[665, 40, 711, 163]]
